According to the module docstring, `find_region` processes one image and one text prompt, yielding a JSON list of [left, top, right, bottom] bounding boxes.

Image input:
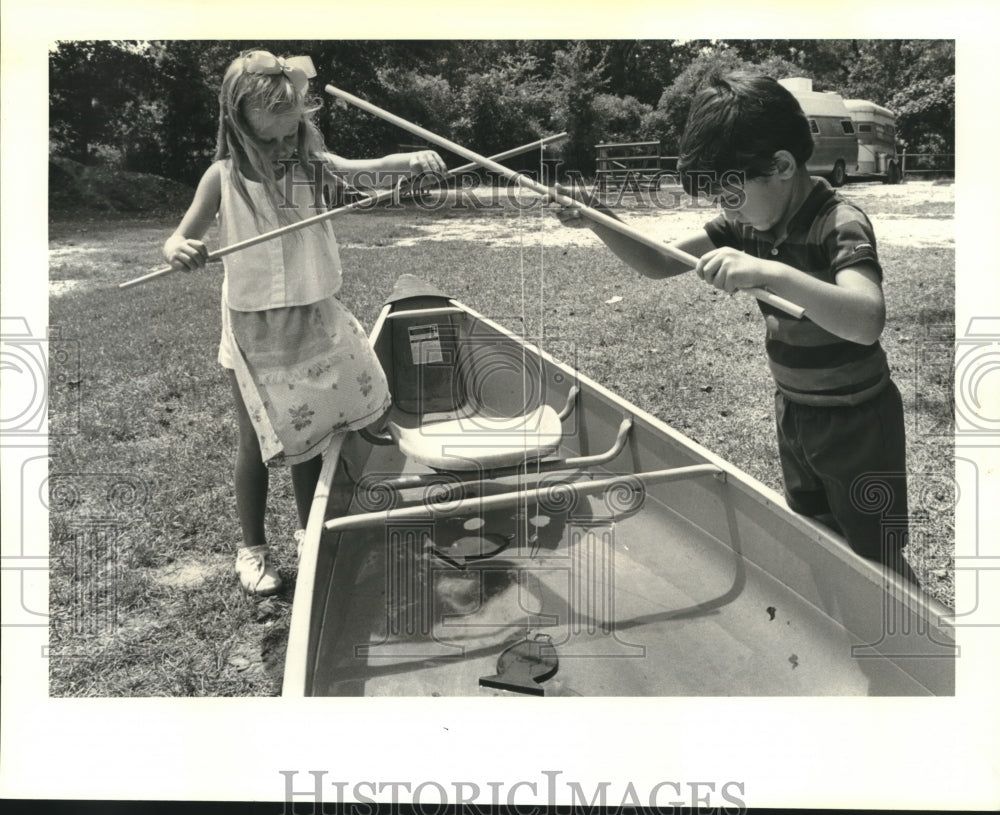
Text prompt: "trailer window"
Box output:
[[840, 120, 856, 135], [858, 123, 873, 133], [809, 119, 819, 134]]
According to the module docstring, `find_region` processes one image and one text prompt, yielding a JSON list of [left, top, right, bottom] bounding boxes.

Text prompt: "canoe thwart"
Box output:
[[324, 464, 724, 533]]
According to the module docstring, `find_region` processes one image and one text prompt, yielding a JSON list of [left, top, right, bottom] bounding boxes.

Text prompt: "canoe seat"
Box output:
[[389, 405, 563, 471]]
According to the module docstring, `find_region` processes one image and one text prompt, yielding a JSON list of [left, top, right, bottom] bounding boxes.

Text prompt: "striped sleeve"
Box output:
[[820, 204, 883, 280]]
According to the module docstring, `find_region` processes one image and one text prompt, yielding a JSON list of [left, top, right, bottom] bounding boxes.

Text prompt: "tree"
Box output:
[[451, 54, 550, 161], [843, 40, 955, 153], [588, 41, 688, 106], [48, 39, 957, 188], [375, 68, 458, 145], [547, 43, 608, 175], [652, 47, 749, 154], [891, 75, 955, 153], [49, 40, 159, 165], [147, 41, 231, 184], [722, 39, 854, 90], [592, 93, 652, 143]]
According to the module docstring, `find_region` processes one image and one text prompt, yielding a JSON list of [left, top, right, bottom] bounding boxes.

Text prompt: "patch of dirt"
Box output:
[[386, 180, 954, 250], [152, 554, 228, 589], [50, 280, 86, 297]]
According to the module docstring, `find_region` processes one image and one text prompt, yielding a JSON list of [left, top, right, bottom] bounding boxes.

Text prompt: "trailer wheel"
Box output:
[[885, 162, 901, 185], [829, 160, 847, 187]]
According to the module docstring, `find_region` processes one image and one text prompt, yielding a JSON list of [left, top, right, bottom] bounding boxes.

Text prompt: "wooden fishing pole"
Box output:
[[119, 132, 569, 290], [324, 84, 806, 320]]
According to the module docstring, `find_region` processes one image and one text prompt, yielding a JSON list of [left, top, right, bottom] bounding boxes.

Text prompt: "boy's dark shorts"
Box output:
[[775, 381, 908, 562]]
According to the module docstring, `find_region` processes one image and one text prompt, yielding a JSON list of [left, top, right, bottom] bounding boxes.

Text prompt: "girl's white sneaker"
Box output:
[[235, 545, 283, 595]]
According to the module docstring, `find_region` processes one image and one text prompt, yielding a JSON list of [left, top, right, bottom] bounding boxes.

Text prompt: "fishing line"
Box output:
[[538, 141, 545, 360], [515, 150, 529, 543], [533, 144, 545, 544]]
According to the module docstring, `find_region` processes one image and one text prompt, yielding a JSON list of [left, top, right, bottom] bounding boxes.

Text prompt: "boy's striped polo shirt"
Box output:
[[704, 177, 890, 407]]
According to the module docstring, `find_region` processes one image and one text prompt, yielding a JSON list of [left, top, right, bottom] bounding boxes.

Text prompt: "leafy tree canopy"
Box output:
[[49, 39, 955, 184]]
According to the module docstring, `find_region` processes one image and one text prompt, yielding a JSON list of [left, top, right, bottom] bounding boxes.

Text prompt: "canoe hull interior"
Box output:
[[285, 283, 956, 697]]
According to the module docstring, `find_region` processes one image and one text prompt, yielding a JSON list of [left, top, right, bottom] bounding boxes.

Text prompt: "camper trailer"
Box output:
[[778, 77, 858, 186], [844, 98, 902, 184], [779, 77, 902, 186]]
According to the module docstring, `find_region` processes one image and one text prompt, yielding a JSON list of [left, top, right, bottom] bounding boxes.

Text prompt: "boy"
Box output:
[[558, 71, 917, 584]]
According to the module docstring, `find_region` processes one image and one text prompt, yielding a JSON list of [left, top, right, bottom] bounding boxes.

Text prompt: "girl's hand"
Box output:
[[408, 150, 447, 177], [554, 203, 589, 229], [164, 236, 209, 272], [695, 247, 770, 293], [551, 183, 597, 229]]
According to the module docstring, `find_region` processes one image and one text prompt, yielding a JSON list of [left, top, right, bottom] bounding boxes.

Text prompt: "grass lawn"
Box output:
[[47, 181, 955, 696]]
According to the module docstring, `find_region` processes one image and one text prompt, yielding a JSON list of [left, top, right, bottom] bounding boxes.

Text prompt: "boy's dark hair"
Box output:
[[678, 71, 814, 195]]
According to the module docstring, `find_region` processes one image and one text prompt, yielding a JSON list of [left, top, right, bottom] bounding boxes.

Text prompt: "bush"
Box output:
[[49, 158, 195, 215], [452, 56, 550, 161], [592, 93, 653, 143]]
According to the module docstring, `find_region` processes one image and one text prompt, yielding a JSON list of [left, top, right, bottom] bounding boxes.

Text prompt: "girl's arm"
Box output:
[[324, 150, 446, 190], [163, 163, 222, 271]]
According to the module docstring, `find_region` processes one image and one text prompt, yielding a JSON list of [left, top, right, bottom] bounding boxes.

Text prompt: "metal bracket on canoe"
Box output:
[[556, 384, 580, 421], [324, 463, 724, 534], [358, 425, 395, 446]]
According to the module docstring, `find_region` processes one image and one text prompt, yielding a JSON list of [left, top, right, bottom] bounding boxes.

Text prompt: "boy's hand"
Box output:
[[695, 247, 771, 293], [164, 236, 209, 272]]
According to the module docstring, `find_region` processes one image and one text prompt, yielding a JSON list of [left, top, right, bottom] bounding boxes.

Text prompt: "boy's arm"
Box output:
[[696, 248, 885, 344], [588, 220, 715, 280], [163, 163, 221, 270], [773, 262, 885, 344], [556, 193, 715, 279]]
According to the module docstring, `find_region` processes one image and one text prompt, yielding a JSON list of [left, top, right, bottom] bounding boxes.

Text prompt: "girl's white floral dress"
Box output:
[[216, 159, 390, 465]]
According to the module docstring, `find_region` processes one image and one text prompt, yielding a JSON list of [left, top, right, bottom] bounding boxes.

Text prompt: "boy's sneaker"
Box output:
[[294, 529, 306, 561], [235, 545, 283, 596]]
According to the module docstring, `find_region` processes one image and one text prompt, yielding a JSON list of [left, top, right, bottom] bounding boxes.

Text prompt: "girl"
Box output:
[[163, 50, 445, 595]]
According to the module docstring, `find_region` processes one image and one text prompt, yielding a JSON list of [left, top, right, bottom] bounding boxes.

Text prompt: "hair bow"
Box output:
[[244, 51, 317, 94]]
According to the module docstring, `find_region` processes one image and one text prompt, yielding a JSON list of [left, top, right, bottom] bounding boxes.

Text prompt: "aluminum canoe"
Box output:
[[282, 276, 956, 697]]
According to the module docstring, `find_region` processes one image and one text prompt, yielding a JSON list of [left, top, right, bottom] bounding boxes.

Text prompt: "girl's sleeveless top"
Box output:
[[217, 159, 342, 311]]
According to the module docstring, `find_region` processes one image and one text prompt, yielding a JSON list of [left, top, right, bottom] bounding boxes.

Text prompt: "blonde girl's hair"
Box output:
[[214, 50, 332, 225]]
